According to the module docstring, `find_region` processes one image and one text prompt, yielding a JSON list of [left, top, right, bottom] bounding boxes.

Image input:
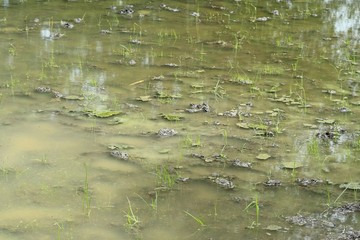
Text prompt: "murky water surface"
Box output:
[[0, 0, 359, 239]]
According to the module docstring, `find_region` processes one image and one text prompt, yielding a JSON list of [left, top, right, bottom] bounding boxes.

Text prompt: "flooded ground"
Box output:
[[0, 0, 359, 239]]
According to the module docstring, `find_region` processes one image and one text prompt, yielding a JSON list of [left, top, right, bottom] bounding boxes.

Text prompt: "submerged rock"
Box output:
[[316, 126, 345, 140], [286, 202, 360, 238], [255, 17, 270, 22], [157, 128, 177, 137], [264, 179, 281, 187], [337, 228, 360, 240], [160, 4, 180, 12], [118, 5, 134, 15], [35, 86, 52, 93], [285, 214, 317, 227], [34, 86, 64, 98], [61, 20, 74, 29], [110, 150, 129, 160], [186, 102, 210, 113], [218, 109, 238, 117], [214, 177, 235, 189], [296, 178, 323, 187], [232, 159, 252, 168]]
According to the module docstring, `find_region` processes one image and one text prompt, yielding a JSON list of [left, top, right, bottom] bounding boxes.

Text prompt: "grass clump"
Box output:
[[307, 137, 320, 158], [124, 197, 140, 230], [244, 195, 260, 228], [155, 165, 177, 190], [183, 134, 202, 148]]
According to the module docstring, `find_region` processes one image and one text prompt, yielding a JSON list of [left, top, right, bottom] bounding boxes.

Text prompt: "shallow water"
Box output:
[[0, 0, 359, 239]]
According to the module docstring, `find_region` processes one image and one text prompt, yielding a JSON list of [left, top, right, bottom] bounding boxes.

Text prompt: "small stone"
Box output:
[[232, 159, 252, 168], [110, 151, 129, 160], [157, 128, 177, 137], [215, 177, 235, 189], [264, 179, 281, 186]]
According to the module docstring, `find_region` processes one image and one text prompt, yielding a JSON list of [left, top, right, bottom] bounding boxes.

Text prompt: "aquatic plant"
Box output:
[[307, 137, 320, 158], [136, 192, 158, 213], [352, 138, 360, 151], [184, 211, 206, 227], [124, 197, 140, 230], [161, 113, 183, 121], [213, 79, 226, 100], [183, 134, 201, 148], [233, 32, 246, 52], [244, 194, 260, 227], [155, 165, 176, 189], [43, 49, 59, 68], [35, 154, 50, 165], [54, 222, 64, 240], [83, 164, 91, 217], [8, 42, 16, 56]]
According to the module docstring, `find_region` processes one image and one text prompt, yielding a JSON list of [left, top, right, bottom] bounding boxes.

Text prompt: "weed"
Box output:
[[155, 165, 176, 189], [124, 197, 140, 229], [8, 43, 16, 56], [213, 79, 226, 100], [82, 163, 91, 217], [244, 195, 260, 227], [136, 192, 158, 212], [294, 78, 308, 110], [7, 75, 19, 95], [352, 138, 360, 151], [233, 32, 246, 52], [54, 222, 64, 240], [44, 49, 59, 68], [35, 154, 50, 165], [222, 129, 228, 147], [307, 138, 320, 158], [184, 211, 206, 227], [183, 134, 202, 148]]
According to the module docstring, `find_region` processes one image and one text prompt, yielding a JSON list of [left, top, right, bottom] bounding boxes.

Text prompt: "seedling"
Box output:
[[124, 197, 140, 230], [155, 166, 176, 189], [83, 163, 91, 217], [244, 195, 260, 227], [184, 211, 206, 227]]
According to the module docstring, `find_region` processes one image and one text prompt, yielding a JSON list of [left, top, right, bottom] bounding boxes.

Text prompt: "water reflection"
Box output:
[[2, 0, 9, 7]]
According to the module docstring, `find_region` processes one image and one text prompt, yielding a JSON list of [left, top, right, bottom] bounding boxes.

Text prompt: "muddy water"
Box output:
[[0, 0, 359, 239]]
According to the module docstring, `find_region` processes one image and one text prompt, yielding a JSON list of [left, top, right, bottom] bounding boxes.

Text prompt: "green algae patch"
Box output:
[[282, 162, 304, 169], [256, 153, 271, 160], [161, 113, 184, 121], [340, 182, 360, 190], [86, 110, 122, 118]]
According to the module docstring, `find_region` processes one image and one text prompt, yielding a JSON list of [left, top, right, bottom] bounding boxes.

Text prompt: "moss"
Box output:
[[86, 110, 122, 118]]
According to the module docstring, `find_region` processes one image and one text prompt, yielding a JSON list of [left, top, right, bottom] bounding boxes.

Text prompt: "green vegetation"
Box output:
[[155, 166, 177, 189], [124, 197, 140, 230], [213, 79, 226, 100], [161, 113, 183, 121], [183, 134, 202, 148], [244, 194, 260, 227], [83, 164, 91, 217], [307, 137, 320, 158], [184, 211, 206, 227]]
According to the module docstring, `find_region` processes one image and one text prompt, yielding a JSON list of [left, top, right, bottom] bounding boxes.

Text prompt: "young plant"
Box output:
[[124, 197, 140, 230], [184, 211, 206, 227], [136, 192, 158, 212], [307, 137, 320, 158], [244, 194, 260, 227], [213, 79, 226, 100], [155, 166, 176, 189], [183, 134, 201, 148], [83, 163, 91, 217]]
